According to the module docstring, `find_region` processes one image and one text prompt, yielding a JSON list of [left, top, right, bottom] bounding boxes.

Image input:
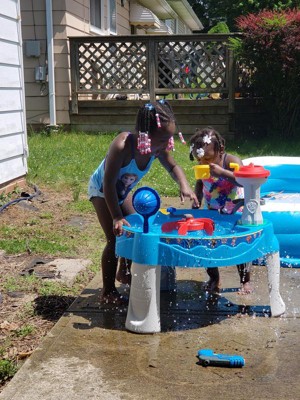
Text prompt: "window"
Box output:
[[90, 0, 117, 34], [90, 0, 103, 32], [109, 0, 116, 34]]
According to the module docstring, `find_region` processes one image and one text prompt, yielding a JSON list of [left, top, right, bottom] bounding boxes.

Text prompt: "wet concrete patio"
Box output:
[[1, 264, 299, 400]]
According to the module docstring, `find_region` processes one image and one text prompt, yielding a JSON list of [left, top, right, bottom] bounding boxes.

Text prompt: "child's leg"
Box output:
[[116, 194, 134, 284], [91, 197, 126, 304], [237, 263, 253, 294], [205, 267, 221, 293], [116, 257, 131, 285]]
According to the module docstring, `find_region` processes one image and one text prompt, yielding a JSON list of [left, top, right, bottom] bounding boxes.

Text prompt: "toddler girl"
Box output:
[[189, 126, 252, 294]]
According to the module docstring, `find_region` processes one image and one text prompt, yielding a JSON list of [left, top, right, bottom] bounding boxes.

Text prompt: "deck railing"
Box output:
[[69, 34, 240, 114]]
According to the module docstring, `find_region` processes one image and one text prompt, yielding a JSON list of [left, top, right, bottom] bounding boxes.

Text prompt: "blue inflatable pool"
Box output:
[[243, 156, 300, 268]]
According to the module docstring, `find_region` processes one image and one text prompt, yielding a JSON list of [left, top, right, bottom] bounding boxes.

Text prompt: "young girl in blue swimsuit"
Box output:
[[88, 100, 199, 305], [189, 126, 252, 294]]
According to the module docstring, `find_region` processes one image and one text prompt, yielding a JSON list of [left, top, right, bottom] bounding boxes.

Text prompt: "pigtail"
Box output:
[[136, 100, 185, 153]]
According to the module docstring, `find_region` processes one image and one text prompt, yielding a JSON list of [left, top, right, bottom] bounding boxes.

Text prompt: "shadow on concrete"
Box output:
[[68, 278, 271, 333]]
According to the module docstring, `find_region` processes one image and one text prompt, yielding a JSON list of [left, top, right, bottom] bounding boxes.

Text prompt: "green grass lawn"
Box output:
[[27, 130, 300, 198]]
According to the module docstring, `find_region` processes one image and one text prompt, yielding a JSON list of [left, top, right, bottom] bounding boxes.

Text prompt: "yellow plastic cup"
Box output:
[[193, 165, 210, 179]]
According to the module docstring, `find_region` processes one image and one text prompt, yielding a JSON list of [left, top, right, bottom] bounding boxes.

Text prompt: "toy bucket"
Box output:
[[193, 165, 210, 179]]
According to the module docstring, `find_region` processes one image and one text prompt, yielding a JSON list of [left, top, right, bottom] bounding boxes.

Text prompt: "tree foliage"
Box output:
[[230, 9, 300, 137], [189, 0, 300, 31]]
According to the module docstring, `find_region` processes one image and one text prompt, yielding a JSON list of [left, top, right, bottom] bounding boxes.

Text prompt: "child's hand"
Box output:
[[113, 218, 130, 236], [209, 163, 224, 177], [180, 187, 200, 208]]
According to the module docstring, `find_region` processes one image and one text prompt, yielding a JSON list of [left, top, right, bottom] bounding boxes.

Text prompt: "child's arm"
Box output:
[[195, 180, 204, 207], [103, 133, 131, 235], [157, 151, 200, 207], [210, 154, 243, 184]]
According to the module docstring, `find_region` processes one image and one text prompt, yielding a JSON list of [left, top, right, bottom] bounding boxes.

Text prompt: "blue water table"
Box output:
[[116, 164, 286, 333]]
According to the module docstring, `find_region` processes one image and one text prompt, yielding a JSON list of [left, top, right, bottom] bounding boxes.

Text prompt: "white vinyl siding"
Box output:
[[0, 0, 28, 185]]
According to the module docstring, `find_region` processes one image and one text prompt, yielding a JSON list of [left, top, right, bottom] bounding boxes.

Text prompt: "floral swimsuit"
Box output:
[[202, 154, 243, 213]]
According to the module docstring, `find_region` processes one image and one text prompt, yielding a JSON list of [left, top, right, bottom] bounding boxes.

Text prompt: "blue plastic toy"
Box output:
[[244, 156, 300, 267], [197, 349, 245, 367], [132, 187, 160, 233]]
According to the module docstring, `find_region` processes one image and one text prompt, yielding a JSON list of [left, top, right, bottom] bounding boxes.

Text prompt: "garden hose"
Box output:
[[0, 185, 41, 214]]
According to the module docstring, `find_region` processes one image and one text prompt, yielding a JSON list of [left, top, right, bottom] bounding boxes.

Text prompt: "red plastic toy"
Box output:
[[162, 215, 214, 236]]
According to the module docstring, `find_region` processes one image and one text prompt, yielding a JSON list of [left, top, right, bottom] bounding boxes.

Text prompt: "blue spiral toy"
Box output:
[[132, 187, 161, 233]]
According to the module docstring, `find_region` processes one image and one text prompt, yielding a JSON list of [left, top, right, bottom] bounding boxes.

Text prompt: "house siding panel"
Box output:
[[56, 110, 70, 124], [22, 25, 46, 40], [65, 14, 89, 34], [0, 112, 23, 136], [0, 41, 20, 65], [26, 110, 49, 124], [0, 65, 22, 88], [0, 133, 25, 161], [24, 82, 47, 96], [55, 67, 71, 83], [55, 53, 69, 69], [0, 89, 23, 112], [21, 10, 45, 26], [0, 157, 28, 184], [65, 0, 87, 19], [55, 83, 71, 98], [22, 0, 45, 11], [0, 17, 19, 42], [0, 0, 27, 188]]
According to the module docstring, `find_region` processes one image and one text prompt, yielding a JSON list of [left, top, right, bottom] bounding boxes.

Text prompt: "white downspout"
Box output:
[[45, 0, 57, 127]]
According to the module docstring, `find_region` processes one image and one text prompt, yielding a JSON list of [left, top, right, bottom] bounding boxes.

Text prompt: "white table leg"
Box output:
[[266, 251, 286, 317], [125, 262, 161, 333]]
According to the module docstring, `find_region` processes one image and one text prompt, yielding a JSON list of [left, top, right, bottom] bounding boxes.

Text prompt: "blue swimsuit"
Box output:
[[88, 133, 155, 204]]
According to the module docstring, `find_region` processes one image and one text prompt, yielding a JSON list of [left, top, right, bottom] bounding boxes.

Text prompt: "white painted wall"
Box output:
[[0, 0, 28, 186]]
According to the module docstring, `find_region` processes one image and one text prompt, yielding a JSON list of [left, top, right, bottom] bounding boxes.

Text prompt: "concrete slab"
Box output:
[[1, 264, 299, 400], [44, 258, 92, 286], [21, 258, 92, 286]]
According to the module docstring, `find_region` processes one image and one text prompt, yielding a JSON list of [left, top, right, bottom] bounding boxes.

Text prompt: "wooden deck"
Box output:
[[69, 35, 265, 139], [70, 98, 266, 139]]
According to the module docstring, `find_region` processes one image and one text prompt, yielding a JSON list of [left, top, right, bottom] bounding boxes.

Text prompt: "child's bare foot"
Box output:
[[116, 268, 131, 285], [238, 281, 254, 295], [99, 290, 128, 306], [203, 279, 221, 294]]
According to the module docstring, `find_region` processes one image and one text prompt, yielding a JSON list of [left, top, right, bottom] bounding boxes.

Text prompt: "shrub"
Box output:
[[230, 9, 300, 137]]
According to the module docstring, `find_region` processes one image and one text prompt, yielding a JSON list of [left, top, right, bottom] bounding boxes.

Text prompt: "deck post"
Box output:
[[227, 48, 235, 133], [148, 40, 156, 103], [70, 39, 79, 114]]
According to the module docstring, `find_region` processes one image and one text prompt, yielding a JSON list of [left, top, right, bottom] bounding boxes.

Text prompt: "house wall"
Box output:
[[21, 0, 130, 129], [0, 0, 28, 191], [177, 18, 191, 34]]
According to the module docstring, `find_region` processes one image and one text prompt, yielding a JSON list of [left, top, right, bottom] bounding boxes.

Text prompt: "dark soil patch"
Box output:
[[0, 184, 98, 392]]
